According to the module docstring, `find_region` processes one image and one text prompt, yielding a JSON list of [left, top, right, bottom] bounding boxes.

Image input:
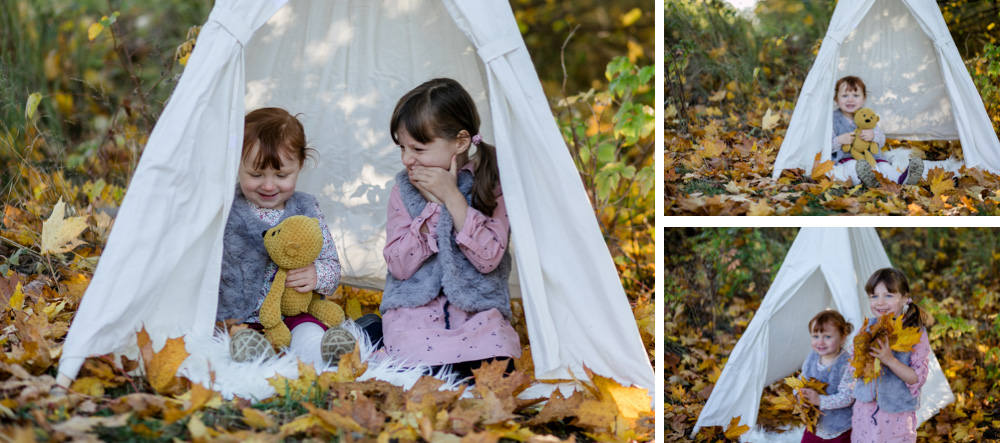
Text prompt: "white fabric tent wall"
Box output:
[[58, 0, 652, 393], [692, 227, 954, 435], [772, 0, 1000, 178]]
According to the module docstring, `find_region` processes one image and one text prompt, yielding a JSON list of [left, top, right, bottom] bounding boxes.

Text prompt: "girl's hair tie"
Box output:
[[471, 134, 483, 146]]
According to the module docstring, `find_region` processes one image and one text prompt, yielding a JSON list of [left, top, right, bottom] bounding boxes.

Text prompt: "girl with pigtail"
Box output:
[[376, 78, 520, 380], [802, 268, 933, 442]]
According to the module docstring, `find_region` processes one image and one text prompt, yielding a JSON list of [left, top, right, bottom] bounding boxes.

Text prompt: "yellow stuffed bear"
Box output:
[[258, 215, 346, 351], [842, 107, 880, 168]]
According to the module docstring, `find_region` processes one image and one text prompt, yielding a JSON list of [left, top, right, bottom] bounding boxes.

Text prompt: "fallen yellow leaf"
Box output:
[[40, 199, 88, 255], [762, 108, 780, 130], [136, 327, 190, 395], [724, 415, 750, 439]]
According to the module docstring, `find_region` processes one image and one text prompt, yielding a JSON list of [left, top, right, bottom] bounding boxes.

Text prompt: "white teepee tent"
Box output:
[[56, 0, 652, 393], [772, 0, 1000, 178], [693, 227, 955, 435]]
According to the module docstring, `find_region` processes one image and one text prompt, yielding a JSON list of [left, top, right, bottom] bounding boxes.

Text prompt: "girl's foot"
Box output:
[[320, 326, 356, 365], [855, 160, 879, 187], [901, 157, 924, 185], [230, 329, 276, 362]]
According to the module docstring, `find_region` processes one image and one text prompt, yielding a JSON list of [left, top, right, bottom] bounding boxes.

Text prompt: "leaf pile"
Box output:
[[667, 227, 1000, 442], [852, 314, 924, 384]]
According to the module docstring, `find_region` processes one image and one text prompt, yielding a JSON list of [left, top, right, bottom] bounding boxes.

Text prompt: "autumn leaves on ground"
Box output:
[[665, 228, 1000, 441], [665, 0, 1000, 215], [0, 1, 655, 441]]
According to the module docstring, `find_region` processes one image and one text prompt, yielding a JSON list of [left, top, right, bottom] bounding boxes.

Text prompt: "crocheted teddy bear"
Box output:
[[843, 107, 880, 168], [258, 215, 346, 350]]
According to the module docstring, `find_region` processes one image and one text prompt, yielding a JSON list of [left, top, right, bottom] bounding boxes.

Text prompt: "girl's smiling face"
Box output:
[[869, 282, 910, 317], [238, 143, 301, 210], [810, 322, 846, 360], [836, 83, 866, 116]]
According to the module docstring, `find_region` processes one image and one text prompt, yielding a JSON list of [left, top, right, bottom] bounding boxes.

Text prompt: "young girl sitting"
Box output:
[[798, 310, 854, 443], [831, 76, 923, 187], [803, 268, 933, 442], [380, 78, 520, 380], [216, 107, 355, 366]]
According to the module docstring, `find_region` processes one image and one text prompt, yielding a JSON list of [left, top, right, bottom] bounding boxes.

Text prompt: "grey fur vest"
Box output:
[[216, 188, 319, 323], [853, 318, 921, 413], [381, 169, 513, 319], [802, 350, 852, 436]]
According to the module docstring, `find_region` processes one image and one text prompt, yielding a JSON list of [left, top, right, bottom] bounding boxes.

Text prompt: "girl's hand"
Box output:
[[860, 129, 875, 141], [869, 337, 895, 364], [286, 265, 318, 293], [800, 388, 820, 405], [408, 156, 461, 204], [837, 133, 855, 145], [409, 171, 442, 204]]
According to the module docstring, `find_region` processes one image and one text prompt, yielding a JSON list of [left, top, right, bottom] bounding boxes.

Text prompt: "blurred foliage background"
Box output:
[[666, 227, 1000, 440]]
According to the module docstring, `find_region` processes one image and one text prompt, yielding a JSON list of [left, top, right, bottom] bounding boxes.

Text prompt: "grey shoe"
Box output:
[[903, 156, 924, 185], [856, 160, 879, 187], [320, 326, 356, 366], [230, 329, 275, 362]]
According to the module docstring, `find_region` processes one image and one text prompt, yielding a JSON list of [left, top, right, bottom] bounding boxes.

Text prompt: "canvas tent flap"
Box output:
[[772, 0, 1000, 178], [57, 0, 652, 393], [57, 0, 287, 385], [693, 227, 955, 434]]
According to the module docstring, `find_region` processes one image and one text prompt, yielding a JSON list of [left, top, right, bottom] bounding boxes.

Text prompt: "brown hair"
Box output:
[[390, 78, 500, 215], [865, 267, 933, 329], [242, 107, 312, 170], [835, 75, 867, 99], [809, 310, 853, 337]]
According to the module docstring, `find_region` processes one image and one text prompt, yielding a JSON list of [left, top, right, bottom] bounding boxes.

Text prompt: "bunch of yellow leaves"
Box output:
[[759, 374, 828, 432], [851, 314, 923, 383]]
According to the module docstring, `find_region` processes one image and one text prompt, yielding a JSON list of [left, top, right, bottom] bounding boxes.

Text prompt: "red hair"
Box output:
[[809, 310, 853, 337], [835, 75, 867, 98]]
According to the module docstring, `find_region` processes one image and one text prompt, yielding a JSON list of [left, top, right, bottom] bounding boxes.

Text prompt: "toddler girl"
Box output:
[[216, 107, 354, 366], [798, 310, 854, 443], [803, 268, 933, 442], [380, 78, 520, 380], [832, 76, 923, 187]]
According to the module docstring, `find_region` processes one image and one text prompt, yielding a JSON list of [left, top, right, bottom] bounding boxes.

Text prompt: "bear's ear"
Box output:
[[874, 115, 879, 124], [285, 242, 300, 257]]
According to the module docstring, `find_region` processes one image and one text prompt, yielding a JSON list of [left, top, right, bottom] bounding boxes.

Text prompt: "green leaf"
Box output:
[[25, 92, 42, 120], [596, 143, 616, 164], [579, 145, 591, 165]]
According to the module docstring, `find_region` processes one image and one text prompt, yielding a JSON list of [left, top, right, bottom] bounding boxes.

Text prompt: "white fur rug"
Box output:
[[829, 148, 963, 183], [741, 425, 805, 443], [176, 319, 575, 402]]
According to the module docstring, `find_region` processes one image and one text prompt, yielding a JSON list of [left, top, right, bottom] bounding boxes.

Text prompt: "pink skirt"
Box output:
[[382, 295, 521, 366]]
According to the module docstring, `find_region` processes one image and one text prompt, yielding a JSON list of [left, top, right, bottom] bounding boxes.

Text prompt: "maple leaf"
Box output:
[[39, 198, 89, 255], [928, 168, 956, 196], [724, 415, 750, 439], [136, 326, 190, 395], [761, 108, 781, 130]]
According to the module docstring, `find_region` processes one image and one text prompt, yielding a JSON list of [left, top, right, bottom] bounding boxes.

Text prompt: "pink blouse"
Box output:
[[383, 164, 509, 280]]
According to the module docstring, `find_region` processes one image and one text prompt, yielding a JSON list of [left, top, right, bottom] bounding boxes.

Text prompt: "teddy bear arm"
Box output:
[[308, 298, 346, 327], [258, 269, 286, 328]]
